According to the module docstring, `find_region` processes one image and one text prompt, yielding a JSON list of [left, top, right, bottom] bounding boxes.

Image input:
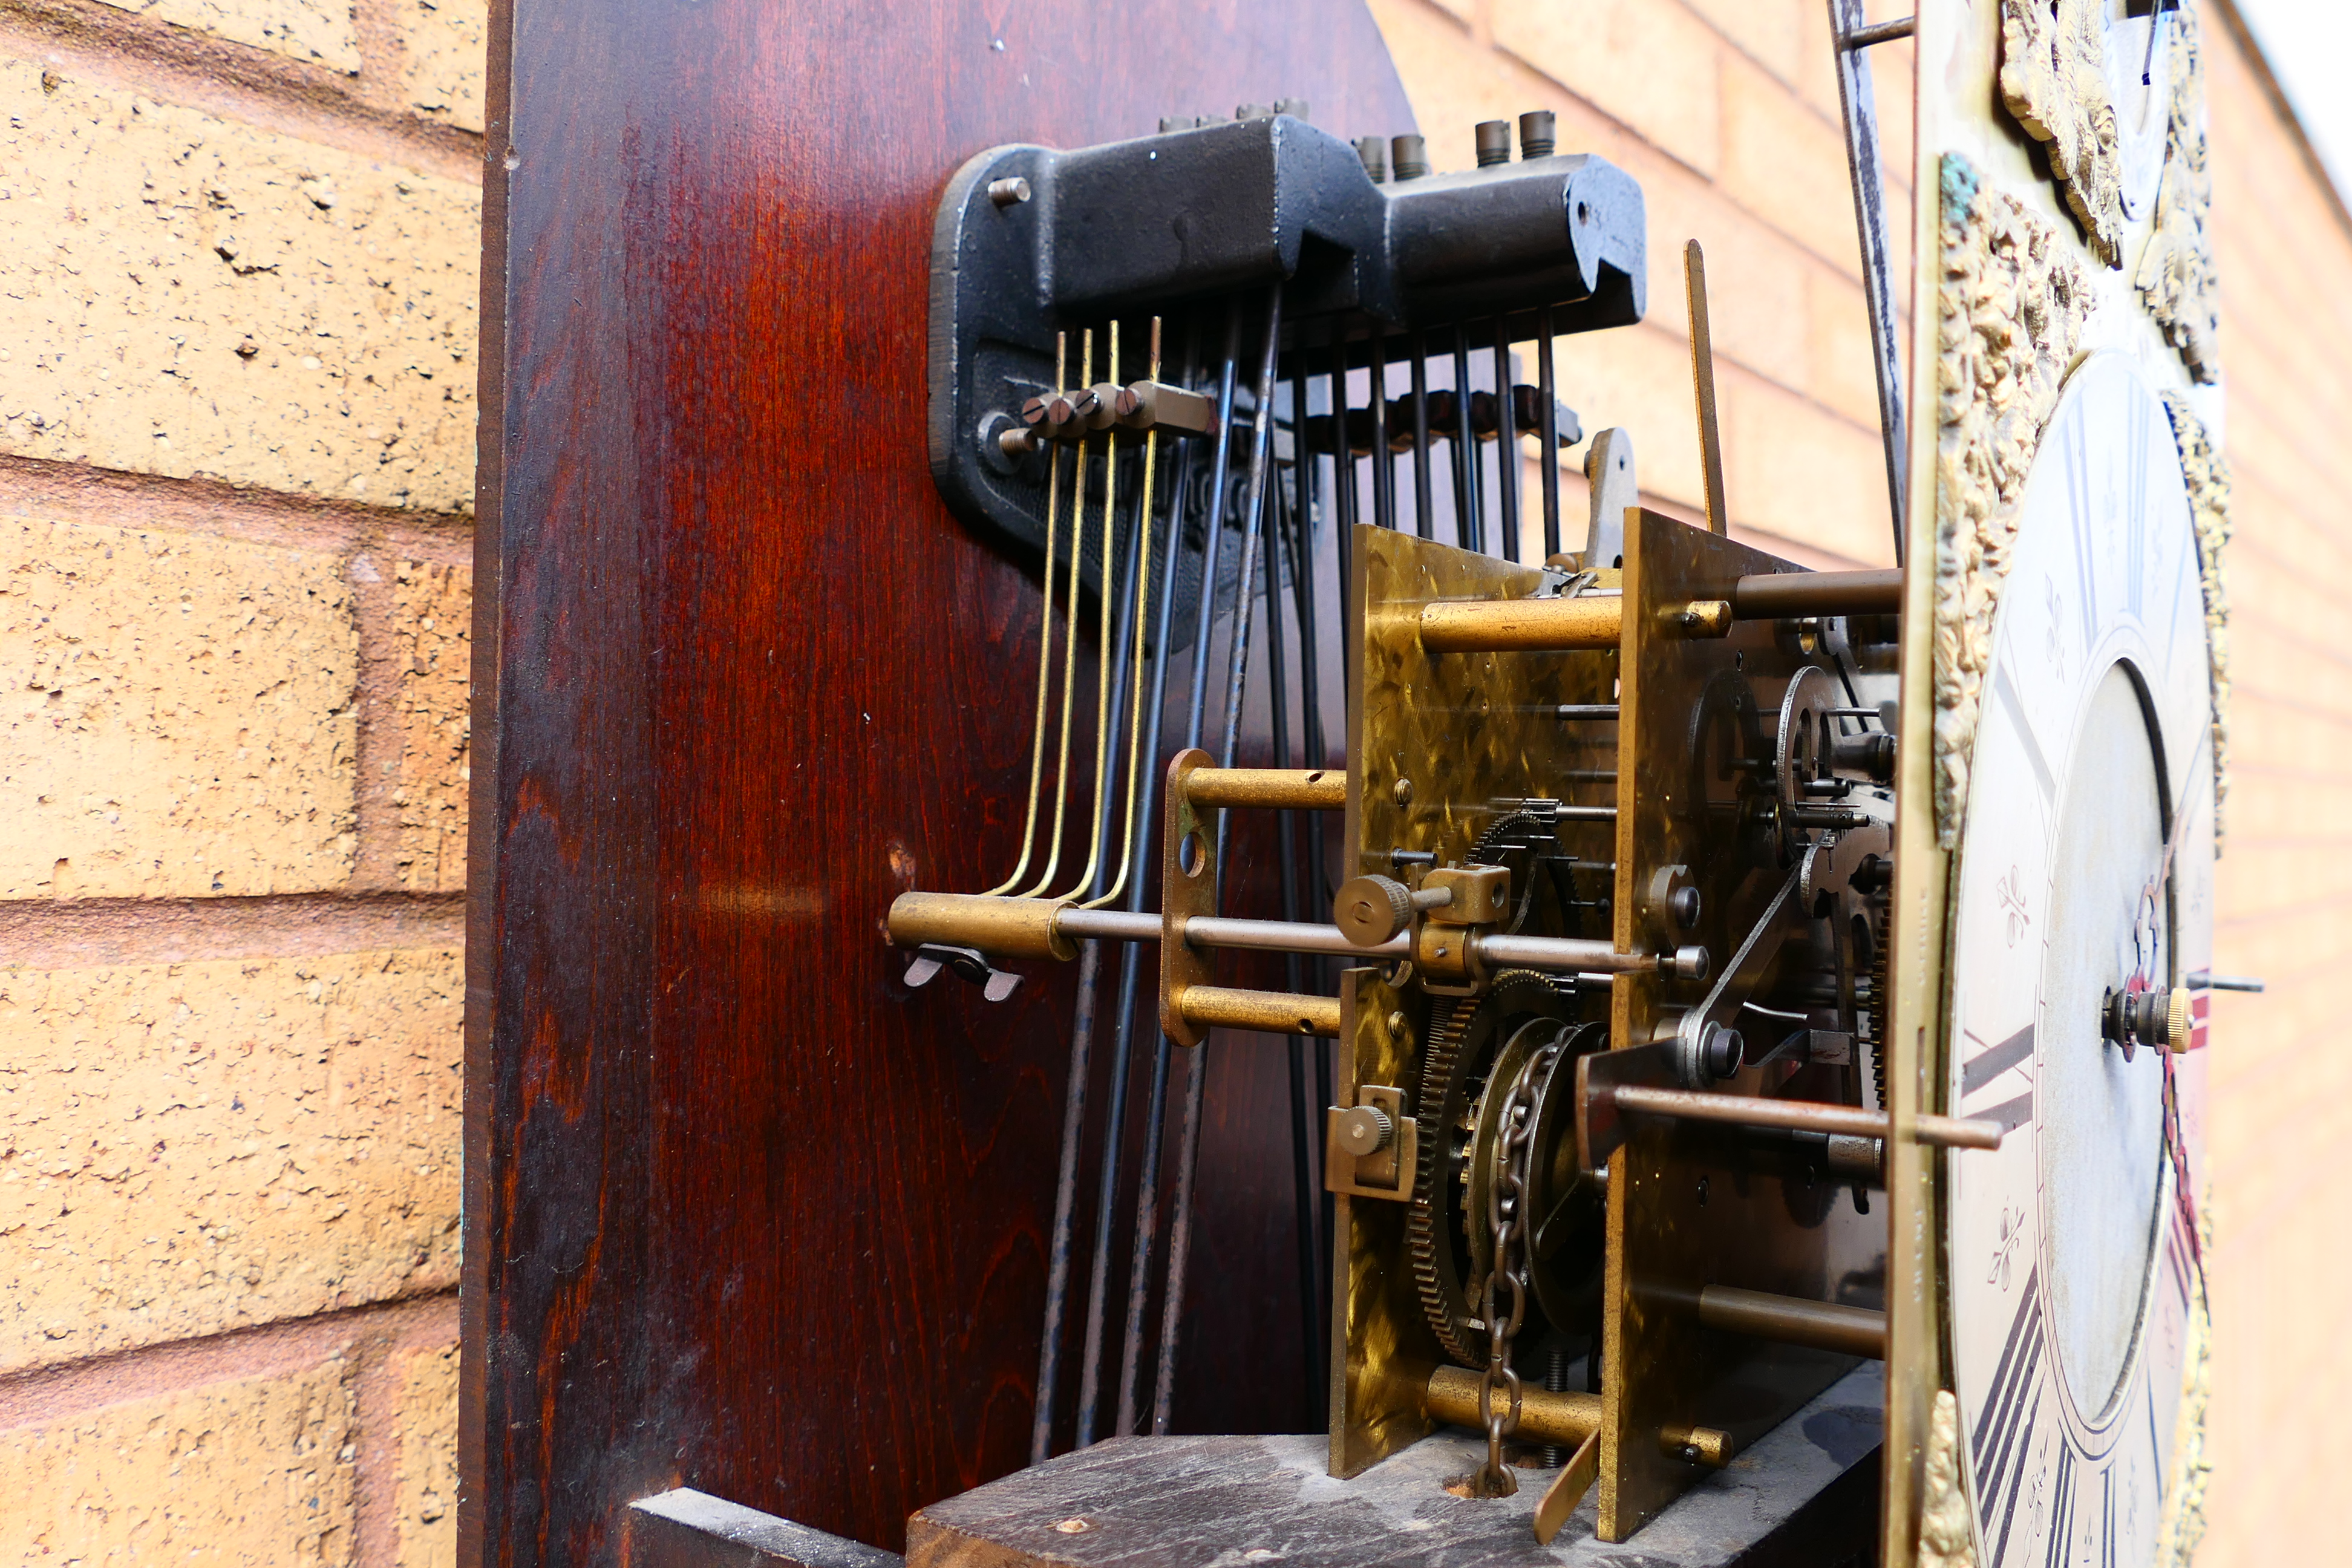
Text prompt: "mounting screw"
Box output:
[[987, 176, 1031, 208], [1474, 120, 1512, 168], [1668, 886, 1702, 930], [1391, 134, 1429, 181], [1518, 110, 1557, 159], [1392, 776, 1415, 806]]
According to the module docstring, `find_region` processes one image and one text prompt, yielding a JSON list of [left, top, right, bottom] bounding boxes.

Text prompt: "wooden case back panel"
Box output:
[[465, 3, 1412, 1563]]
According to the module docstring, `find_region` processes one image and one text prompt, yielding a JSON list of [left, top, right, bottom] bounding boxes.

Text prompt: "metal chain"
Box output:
[[1471, 1028, 1568, 1497]]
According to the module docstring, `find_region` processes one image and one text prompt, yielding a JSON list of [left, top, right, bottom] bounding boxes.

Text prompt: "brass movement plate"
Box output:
[[1332, 524, 1618, 1478], [1598, 509, 1884, 1540]]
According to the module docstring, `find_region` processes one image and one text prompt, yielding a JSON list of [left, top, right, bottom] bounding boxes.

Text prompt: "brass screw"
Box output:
[[1386, 1010, 1406, 1034], [1393, 777, 1415, 805]]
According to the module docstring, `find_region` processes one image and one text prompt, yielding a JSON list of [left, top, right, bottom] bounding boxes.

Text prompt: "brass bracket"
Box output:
[[1325, 1083, 1417, 1200], [1160, 747, 1217, 1044]]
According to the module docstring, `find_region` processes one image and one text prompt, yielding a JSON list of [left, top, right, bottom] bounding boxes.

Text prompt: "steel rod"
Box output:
[[1163, 281, 1285, 1434], [1537, 304, 1561, 560], [1449, 327, 1481, 552], [1409, 330, 1434, 538], [1827, 0, 1910, 562], [1731, 566, 1904, 618], [1369, 324, 1395, 531], [1608, 1085, 2005, 1149], [1074, 328, 1195, 1449], [1696, 1284, 1887, 1359], [1258, 442, 1322, 1425], [1117, 307, 1242, 1438], [1033, 407, 1148, 1460], [1492, 318, 1519, 562]]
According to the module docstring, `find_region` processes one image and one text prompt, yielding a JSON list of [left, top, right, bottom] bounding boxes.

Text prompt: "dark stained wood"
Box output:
[[463, 6, 1415, 1564], [630, 1490, 905, 1568], [901, 1367, 1883, 1568]]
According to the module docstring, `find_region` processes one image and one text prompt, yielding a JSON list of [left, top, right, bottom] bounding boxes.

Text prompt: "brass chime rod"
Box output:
[[1085, 316, 1163, 909], [1022, 328, 1097, 897], [983, 330, 1069, 895], [1057, 321, 1123, 899]]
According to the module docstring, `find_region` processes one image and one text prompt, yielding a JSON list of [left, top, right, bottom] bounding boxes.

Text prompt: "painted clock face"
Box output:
[[1944, 353, 2213, 1568]]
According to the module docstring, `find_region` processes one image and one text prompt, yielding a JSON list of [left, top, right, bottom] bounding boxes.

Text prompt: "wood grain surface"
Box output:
[[464, 4, 1414, 1563]]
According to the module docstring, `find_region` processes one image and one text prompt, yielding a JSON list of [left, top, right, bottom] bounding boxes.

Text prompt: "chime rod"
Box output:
[[1021, 328, 1097, 896], [1084, 317, 1165, 909], [1056, 321, 1124, 900], [984, 330, 1069, 894]]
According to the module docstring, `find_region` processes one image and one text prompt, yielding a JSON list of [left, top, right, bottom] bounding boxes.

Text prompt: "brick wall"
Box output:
[[1370, 1, 2350, 1560], [1, 0, 2334, 1563], [0, 0, 480, 1561]]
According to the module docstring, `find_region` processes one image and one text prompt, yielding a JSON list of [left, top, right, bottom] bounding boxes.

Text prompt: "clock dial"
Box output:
[[2107, 0, 2175, 220], [1945, 353, 2212, 1567]]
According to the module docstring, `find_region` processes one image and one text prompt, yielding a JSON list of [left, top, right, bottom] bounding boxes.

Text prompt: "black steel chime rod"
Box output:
[[1159, 281, 1285, 1435], [1069, 330, 1198, 1452], [1034, 416, 1146, 1463], [1448, 327, 1481, 552], [1369, 321, 1396, 531], [1538, 304, 1561, 560], [1258, 457, 1322, 1429], [1116, 307, 1244, 1437], [1282, 459, 1336, 1417], [1409, 330, 1434, 538], [1492, 318, 1520, 563], [1326, 332, 1357, 537]]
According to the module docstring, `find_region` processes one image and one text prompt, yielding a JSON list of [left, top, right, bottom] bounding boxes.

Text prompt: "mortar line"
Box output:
[[0, 0, 480, 185], [0, 455, 473, 566], [0, 890, 465, 967], [0, 1290, 458, 1432]]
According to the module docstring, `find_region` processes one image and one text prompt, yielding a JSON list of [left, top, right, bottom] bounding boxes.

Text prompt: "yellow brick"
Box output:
[[1805, 264, 1883, 429], [1370, 0, 1639, 174], [1495, 0, 1721, 178], [1546, 321, 1704, 512], [0, 518, 356, 900], [401, 0, 489, 134], [0, 948, 461, 1371], [0, 1356, 355, 1563], [0, 60, 480, 512], [393, 558, 470, 892], [91, 0, 360, 73], [1717, 49, 1860, 275], [1719, 369, 1894, 566], [396, 1341, 459, 1568], [1641, 172, 1812, 377], [1684, 0, 1805, 84]]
